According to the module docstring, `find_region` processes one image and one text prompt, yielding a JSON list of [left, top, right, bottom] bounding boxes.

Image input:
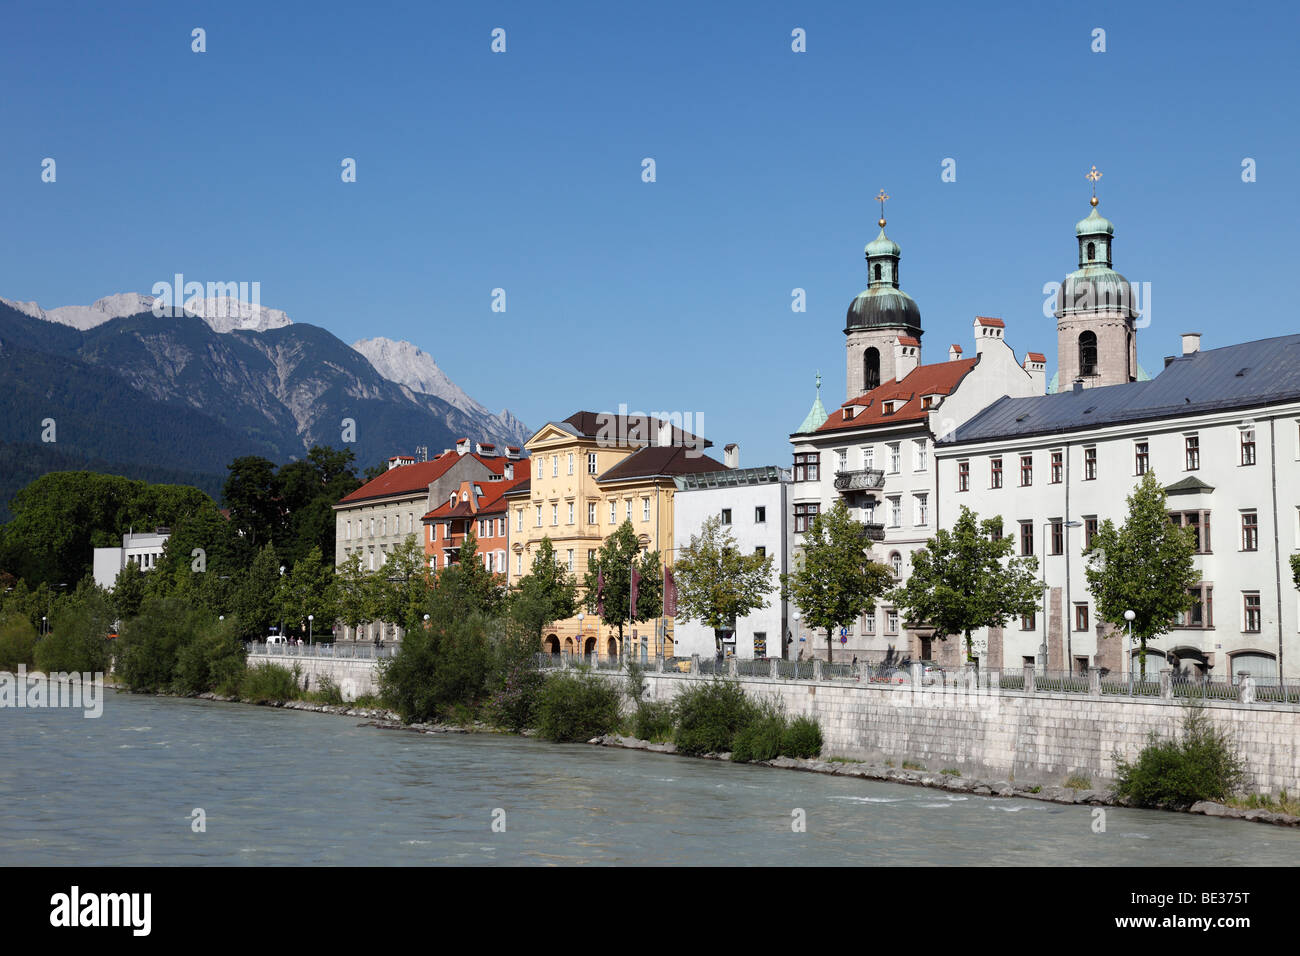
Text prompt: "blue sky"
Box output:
[[3, 1, 1297, 467]]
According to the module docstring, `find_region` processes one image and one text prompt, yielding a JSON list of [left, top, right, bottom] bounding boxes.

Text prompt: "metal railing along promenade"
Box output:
[[247, 641, 398, 660], [524, 652, 1300, 709]]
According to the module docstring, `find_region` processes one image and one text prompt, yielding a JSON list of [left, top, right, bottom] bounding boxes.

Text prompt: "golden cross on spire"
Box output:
[[875, 189, 889, 227], [1086, 165, 1102, 206]]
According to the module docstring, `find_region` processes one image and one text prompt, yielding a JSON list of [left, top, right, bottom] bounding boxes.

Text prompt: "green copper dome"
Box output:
[[1075, 207, 1114, 237], [845, 219, 922, 336], [864, 227, 900, 258]]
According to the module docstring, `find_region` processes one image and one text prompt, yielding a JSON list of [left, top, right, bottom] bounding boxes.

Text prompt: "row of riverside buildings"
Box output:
[[333, 191, 1300, 681]]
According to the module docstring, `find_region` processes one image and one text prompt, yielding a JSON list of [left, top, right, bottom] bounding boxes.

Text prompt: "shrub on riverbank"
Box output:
[[34, 588, 114, 675], [535, 671, 622, 742], [1113, 703, 1247, 808], [240, 662, 302, 704], [379, 617, 492, 723], [487, 664, 548, 732], [0, 614, 38, 670], [781, 715, 823, 759], [116, 597, 198, 692], [174, 621, 246, 695], [673, 679, 759, 755], [730, 701, 788, 763], [632, 700, 675, 742]]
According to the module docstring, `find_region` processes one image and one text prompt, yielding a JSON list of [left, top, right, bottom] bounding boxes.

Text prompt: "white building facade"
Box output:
[[92, 530, 171, 590], [671, 465, 791, 660], [934, 198, 1300, 680], [786, 210, 1046, 664]]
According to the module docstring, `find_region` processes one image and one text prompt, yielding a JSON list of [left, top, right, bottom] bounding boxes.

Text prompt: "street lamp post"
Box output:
[[1124, 609, 1136, 694], [792, 610, 801, 662], [308, 614, 314, 645], [578, 612, 585, 662]]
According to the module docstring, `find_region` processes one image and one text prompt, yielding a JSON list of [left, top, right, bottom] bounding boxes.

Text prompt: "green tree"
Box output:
[[0, 613, 38, 670], [581, 521, 662, 653], [110, 562, 149, 621], [278, 546, 340, 642], [372, 535, 432, 636], [222, 456, 281, 556], [889, 505, 1042, 664], [509, 537, 577, 641], [673, 515, 775, 657], [782, 500, 893, 662], [230, 543, 283, 641], [35, 583, 115, 674], [431, 533, 503, 621], [336, 550, 380, 641], [1084, 472, 1199, 679]]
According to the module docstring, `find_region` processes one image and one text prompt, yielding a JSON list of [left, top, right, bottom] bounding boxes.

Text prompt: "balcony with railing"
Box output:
[[833, 467, 885, 492]]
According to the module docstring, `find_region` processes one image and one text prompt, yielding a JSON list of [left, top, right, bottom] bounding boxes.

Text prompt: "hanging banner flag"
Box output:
[[596, 569, 605, 619], [630, 565, 641, 619], [663, 567, 677, 617]]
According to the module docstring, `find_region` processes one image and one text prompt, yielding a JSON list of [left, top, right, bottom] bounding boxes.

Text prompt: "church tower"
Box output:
[[1054, 168, 1139, 389], [844, 191, 923, 399]]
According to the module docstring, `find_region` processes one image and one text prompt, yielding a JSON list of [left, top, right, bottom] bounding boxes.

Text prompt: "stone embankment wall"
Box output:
[[635, 673, 1300, 795], [248, 654, 380, 700]]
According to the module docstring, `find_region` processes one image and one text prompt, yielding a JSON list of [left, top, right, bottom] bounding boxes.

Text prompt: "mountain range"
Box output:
[[0, 293, 530, 519]]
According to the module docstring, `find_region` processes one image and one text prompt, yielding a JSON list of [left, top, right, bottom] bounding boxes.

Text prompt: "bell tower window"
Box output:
[[1079, 331, 1098, 377], [873, 263, 882, 282], [864, 348, 880, 391], [1087, 241, 1095, 261]]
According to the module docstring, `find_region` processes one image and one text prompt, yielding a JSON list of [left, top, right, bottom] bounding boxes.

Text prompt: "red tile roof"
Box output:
[[975, 316, 1005, 328], [338, 452, 507, 505], [950, 344, 963, 354], [897, 335, 921, 347], [1026, 352, 1047, 363], [421, 474, 529, 521], [814, 358, 979, 433]]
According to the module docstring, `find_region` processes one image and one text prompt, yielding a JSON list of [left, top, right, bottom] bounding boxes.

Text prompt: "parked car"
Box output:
[[266, 635, 289, 648]]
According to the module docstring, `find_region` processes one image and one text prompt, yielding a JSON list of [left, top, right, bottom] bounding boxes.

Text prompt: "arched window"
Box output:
[[873, 263, 882, 282], [1079, 330, 1098, 376], [889, 552, 902, 577], [1087, 241, 1095, 261], [864, 347, 880, 391]]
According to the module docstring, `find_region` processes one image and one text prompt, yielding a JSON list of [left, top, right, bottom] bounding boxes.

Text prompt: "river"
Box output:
[[2, 691, 1297, 865]]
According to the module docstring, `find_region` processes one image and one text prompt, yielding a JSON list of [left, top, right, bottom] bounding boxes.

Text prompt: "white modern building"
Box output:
[[935, 198, 1300, 680], [92, 529, 171, 590], [786, 210, 1046, 664], [672, 462, 791, 660]]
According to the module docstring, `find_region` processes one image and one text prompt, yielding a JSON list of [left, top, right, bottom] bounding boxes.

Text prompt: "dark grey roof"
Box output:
[[940, 334, 1300, 446]]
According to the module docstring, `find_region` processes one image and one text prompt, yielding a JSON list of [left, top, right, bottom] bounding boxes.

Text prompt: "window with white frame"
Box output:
[[836, 448, 847, 472], [1241, 426, 1257, 466], [568, 502, 575, 524], [626, 500, 632, 521], [914, 439, 927, 471], [515, 553, 522, 575], [552, 455, 558, 477], [567, 453, 574, 475], [588, 452, 598, 474], [610, 501, 617, 523], [888, 443, 901, 473], [566, 549, 574, 572], [914, 492, 928, 526], [888, 495, 901, 526], [588, 502, 597, 523], [642, 498, 650, 521], [552, 504, 558, 526], [537, 457, 543, 479], [535, 505, 542, 527]]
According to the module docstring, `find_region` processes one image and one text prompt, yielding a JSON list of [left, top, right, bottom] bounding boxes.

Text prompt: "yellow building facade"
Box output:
[[507, 411, 726, 659]]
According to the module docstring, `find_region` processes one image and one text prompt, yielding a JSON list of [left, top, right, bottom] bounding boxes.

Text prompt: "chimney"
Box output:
[[1072, 379, 1084, 393], [1181, 332, 1201, 355], [724, 443, 739, 469], [894, 336, 920, 380], [948, 343, 963, 361], [973, 316, 1006, 355], [504, 462, 514, 481], [456, 438, 470, 456], [657, 419, 673, 448], [1023, 352, 1047, 395]]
